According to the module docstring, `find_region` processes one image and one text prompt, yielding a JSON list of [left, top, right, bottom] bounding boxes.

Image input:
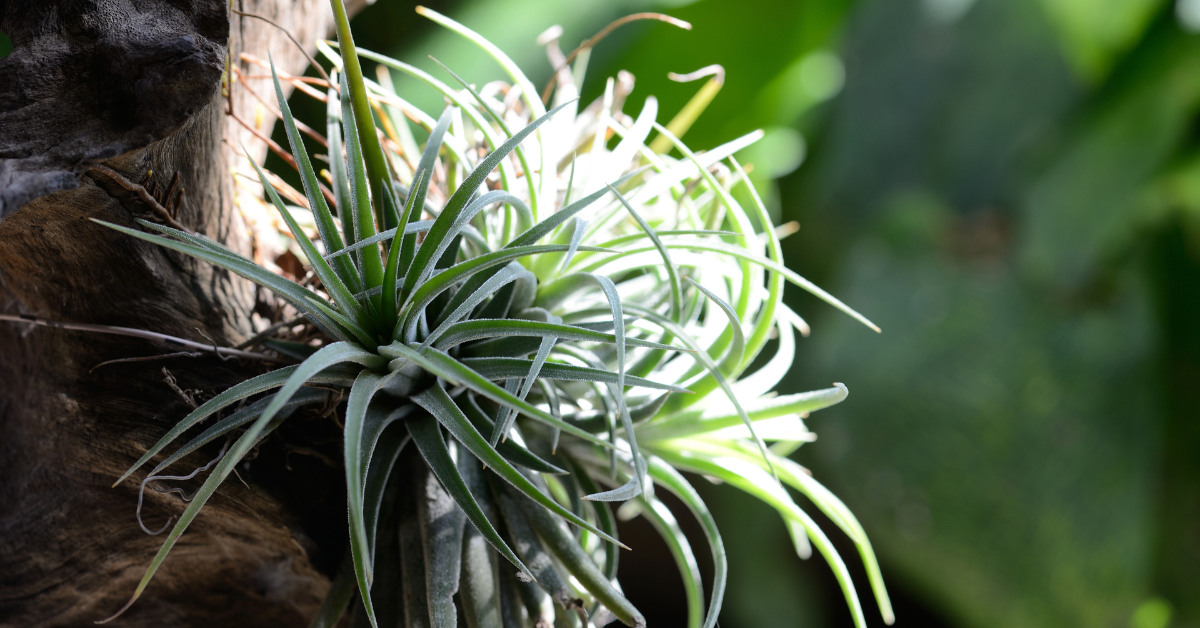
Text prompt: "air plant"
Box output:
[[95, 2, 893, 627]]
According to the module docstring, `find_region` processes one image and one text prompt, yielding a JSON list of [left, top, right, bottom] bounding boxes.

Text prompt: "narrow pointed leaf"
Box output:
[[640, 496, 703, 628], [583, 272, 646, 499], [443, 319, 685, 353], [728, 156, 786, 371], [609, 185, 682, 322], [670, 437, 893, 624], [385, 244, 610, 337], [685, 276, 772, 472], [98, 421, 280, 624], [382, 343, 612, 449], [491, 481, 572, 607], [568, 458, 619, 581], [410, 384, 621, 547], [637, 384, 848, 442], [427, 169, 645, 318], [341, 72, 385, 295], [626, 304, 774, 478], [326, 69, 357, 248], [270, 59, 360, 293], [344, 371, 387, 628], [511, 169, 648, 248], [432, 57, 539, 219], [459, 394, 567, 474], [461, 357, 690, 392], [514, 480, 646, 628], [361, 418, 411, 565], [414, 452, 466, 628], [458, 451, 504, 628], [645, 457, 726, 628], [653, 448, 868, 628], [248, 154, 369, 329], [416, 7, 545, 119], [145, 388, 330, 481], [307, 296, 377, 348], [400, 108, 454, 282], [422, 261, 528, 350], [416, 5, 552, 216], [559, 217, 587, 276], [670, 261, 778, 364], [584, 472, 642, 503], [98, 343, 383, 623], [409, 412, 533, 581], [499, 336, 555, 447], [331, 0, 398, 230], [489, 379, 521, 446], [385, 169, 429, 327], [93, 220, 349, 340], [356, 466, 405, 628], [115, 365, 355, 486], [648, 122, 878, 332], [402, 101, 573, 299], [323, 219, 433, 262]]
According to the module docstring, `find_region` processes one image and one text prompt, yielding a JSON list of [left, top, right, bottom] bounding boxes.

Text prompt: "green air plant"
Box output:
[[95, 3, 893, 628]]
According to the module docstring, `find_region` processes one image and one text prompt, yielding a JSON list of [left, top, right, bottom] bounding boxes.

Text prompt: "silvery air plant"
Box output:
[[95, 2, 894, 627]]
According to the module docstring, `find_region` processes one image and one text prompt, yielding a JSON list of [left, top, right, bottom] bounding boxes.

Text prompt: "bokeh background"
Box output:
[[339, 0, 1200, 626], [63, 0, 1200, 625]]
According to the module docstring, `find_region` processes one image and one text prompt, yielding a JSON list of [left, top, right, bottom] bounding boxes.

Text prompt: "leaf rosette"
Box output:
[[96, 4, 893, 628]]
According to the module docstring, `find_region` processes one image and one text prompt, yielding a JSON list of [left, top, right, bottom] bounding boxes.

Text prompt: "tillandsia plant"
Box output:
[[95, 3, 894, 627]]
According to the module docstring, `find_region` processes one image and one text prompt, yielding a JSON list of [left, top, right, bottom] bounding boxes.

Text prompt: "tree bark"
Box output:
[[0, 1, 358, 625]]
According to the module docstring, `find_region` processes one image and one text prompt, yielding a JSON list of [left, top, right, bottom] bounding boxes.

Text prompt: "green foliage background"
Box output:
[[303, 0, 1200, 625]]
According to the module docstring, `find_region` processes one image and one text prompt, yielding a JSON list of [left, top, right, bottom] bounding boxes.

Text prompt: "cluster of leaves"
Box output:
[[97, 2, 893, 627]]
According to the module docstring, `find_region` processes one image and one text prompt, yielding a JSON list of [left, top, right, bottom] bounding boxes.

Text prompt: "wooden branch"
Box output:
[[0, 313, 289, 363]]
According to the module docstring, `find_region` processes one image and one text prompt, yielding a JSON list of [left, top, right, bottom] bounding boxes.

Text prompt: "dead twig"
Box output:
[[161, 367, 198, 408], [239, 53, 334, 103], [136, 439, 230, 535], [235, 316, 306, 350], [228, 110, 340, 207], [89, 352, 204, 373], [194, 328, 232, 362], [230, 109, 299, 169], [85, 165, 191, 233], [541, 13, 692, 103], [233, 67, 329, 147], [144, 170, 184, 219], [230, 9, 331, 84], [241, 74, 331, 87], [0, 313, 289, 364]]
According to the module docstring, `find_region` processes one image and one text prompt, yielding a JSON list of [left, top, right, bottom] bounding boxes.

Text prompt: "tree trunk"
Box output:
[[0, 1, 361, 624]]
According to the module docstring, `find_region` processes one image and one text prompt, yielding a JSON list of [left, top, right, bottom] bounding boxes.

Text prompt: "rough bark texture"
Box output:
[[0, 1, 356, 625]]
